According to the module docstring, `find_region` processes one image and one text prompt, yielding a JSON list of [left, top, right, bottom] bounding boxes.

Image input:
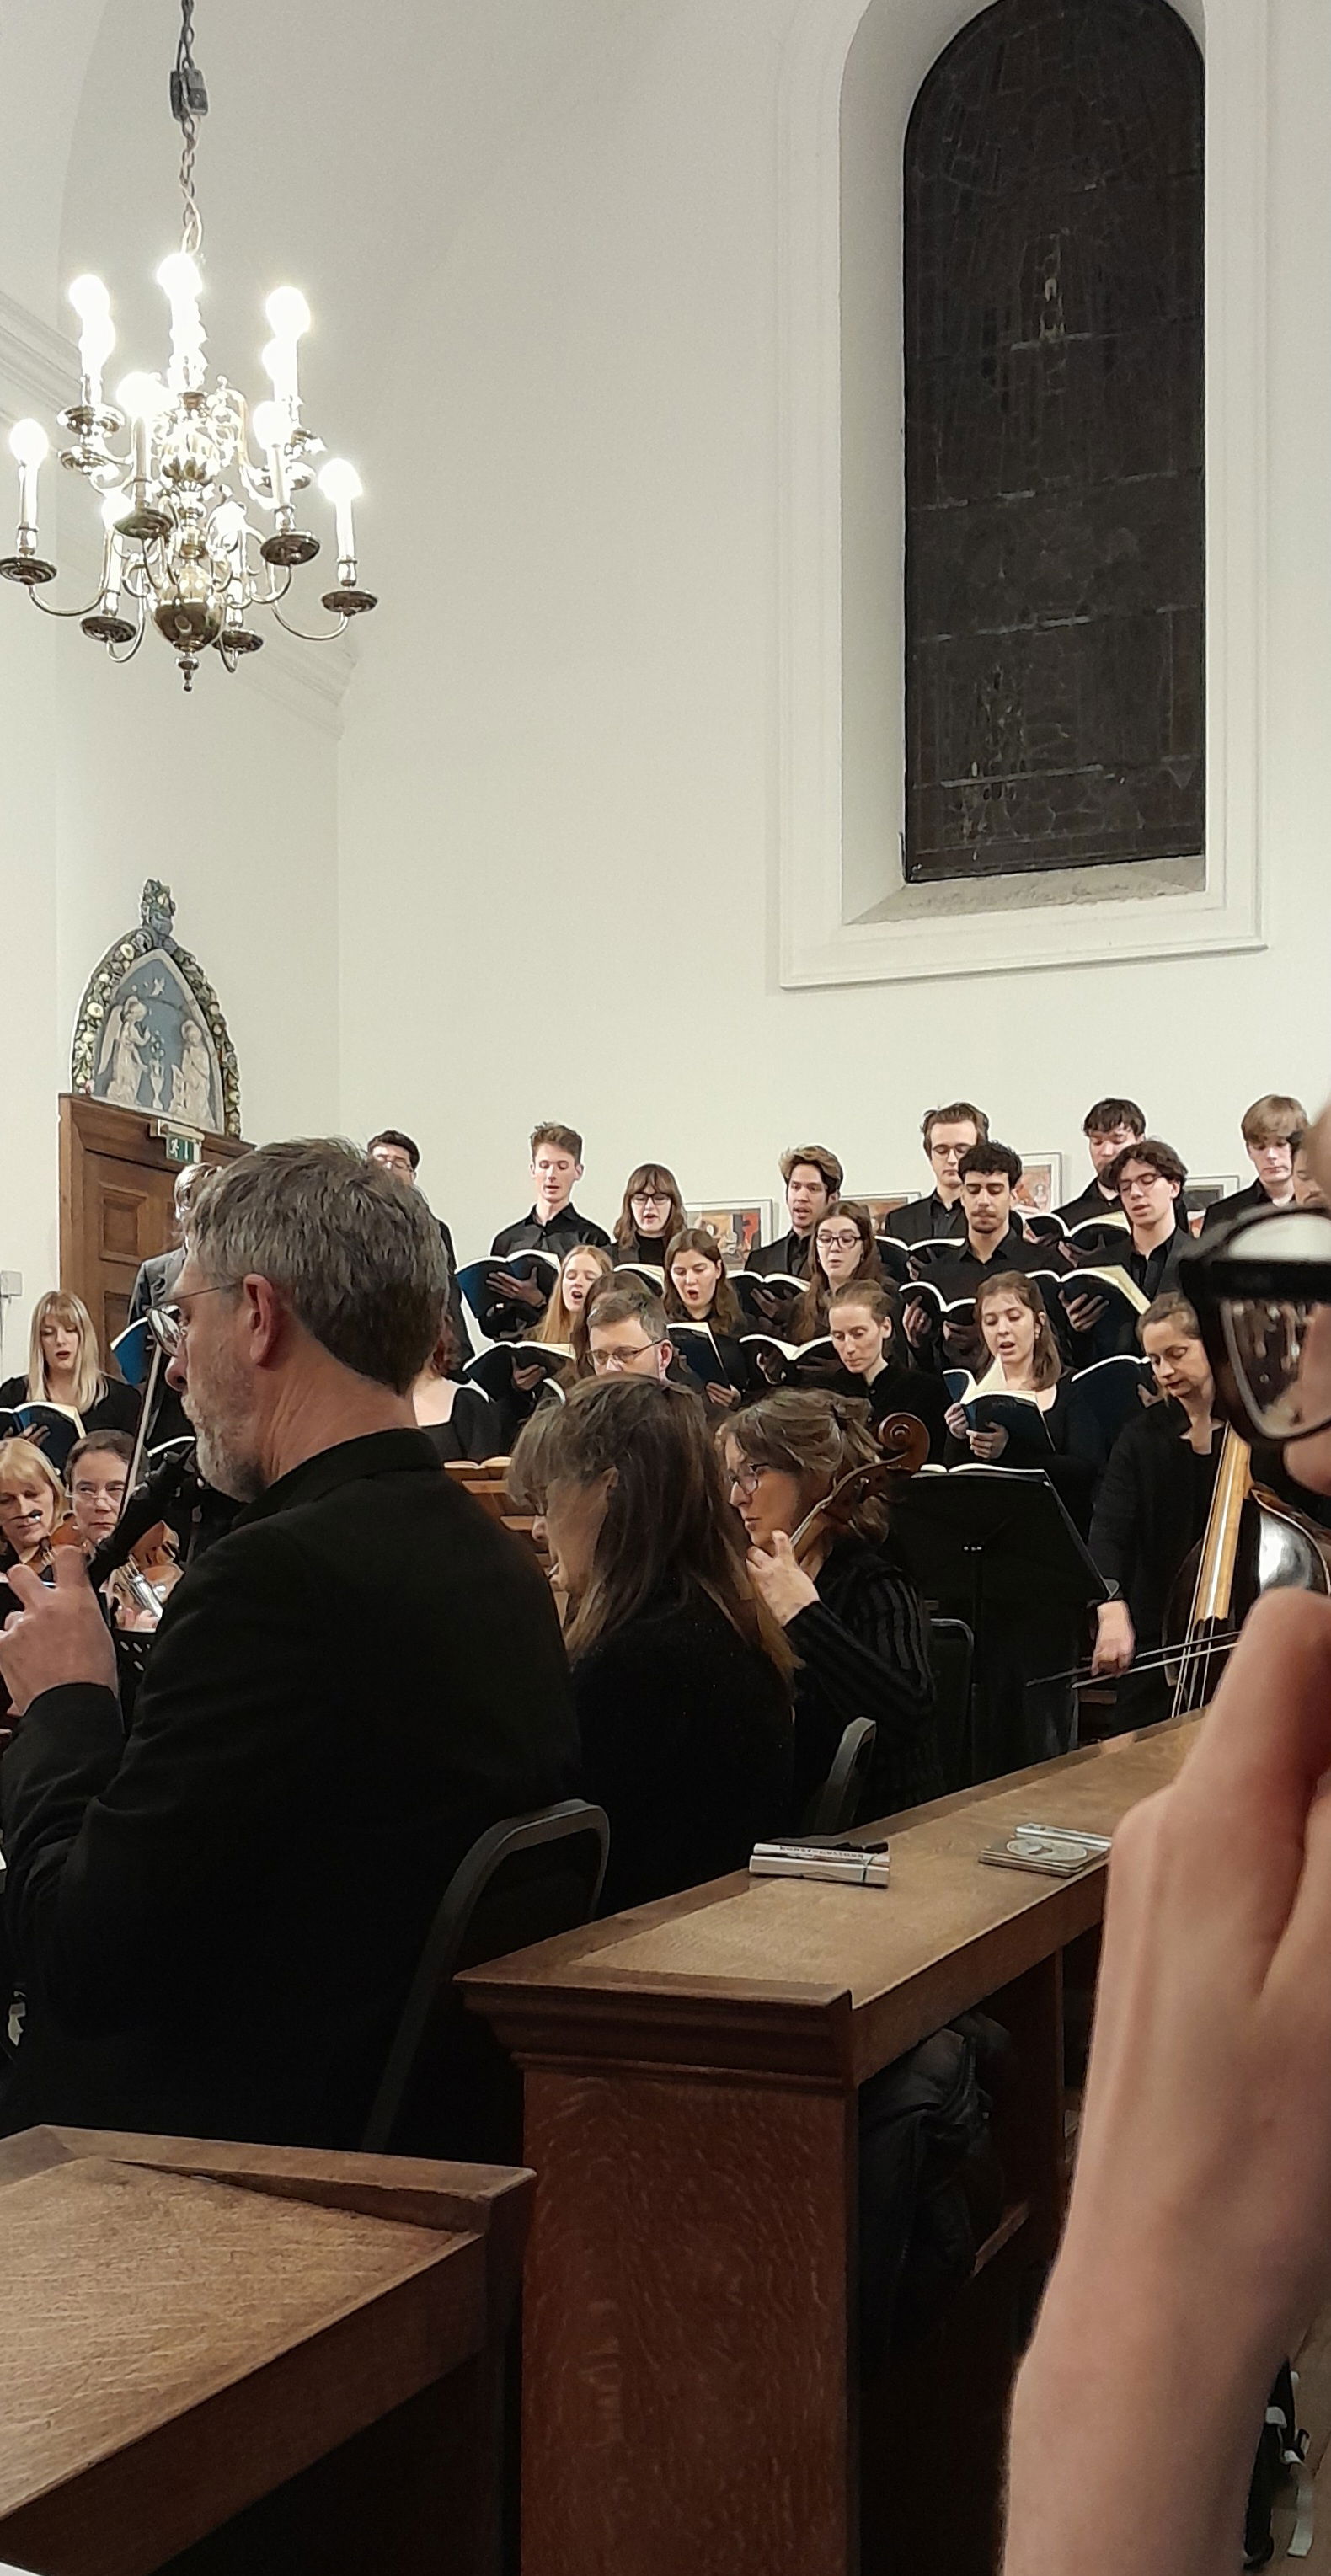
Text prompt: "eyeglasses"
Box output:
[[591, 1343, 656, 1373], [148, 1281, 242, 1356], [1182, 1207, 1331, 1441], [631, 1191, 670, 1208], [817, 1232, 861, 1251], [727, 1459, 772, 1498]]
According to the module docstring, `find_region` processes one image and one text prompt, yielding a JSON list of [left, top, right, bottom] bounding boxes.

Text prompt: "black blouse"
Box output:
[[418, 1387, 501, 1465], [572, 1579, 794, 1916], [943, 1376, 1107, 1532], [786, 1532, 939, 1825]]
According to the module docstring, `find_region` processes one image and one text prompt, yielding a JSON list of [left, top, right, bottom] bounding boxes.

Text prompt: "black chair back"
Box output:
[[361, 1798, 609, 2158], [803, 1717, 877, 1836], [929, 1615, 975, 1791]]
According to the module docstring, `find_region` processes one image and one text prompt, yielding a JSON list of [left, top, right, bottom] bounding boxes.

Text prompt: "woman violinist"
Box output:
[[722, 1388, 938, 1825]]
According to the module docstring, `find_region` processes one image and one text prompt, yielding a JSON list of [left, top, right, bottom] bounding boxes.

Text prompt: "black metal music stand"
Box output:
[[890, 1467, 1109, 1779]]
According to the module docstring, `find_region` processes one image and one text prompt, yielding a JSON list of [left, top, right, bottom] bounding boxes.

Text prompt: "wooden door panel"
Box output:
[[59, 1096, 249, 1381]]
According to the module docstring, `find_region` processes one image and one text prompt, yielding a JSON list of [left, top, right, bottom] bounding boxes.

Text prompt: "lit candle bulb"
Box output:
[[8, 419, 48, 537], [250, 400, 289, 510], [157, 251, 206, 393], [100, 487, 126, 610], [262, 287, 309, 413], [318, 458, 361, 572], [117, 373, 168, 493], [67, 274, 115, 407]]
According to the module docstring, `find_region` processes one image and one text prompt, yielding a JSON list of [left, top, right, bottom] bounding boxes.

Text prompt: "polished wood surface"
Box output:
[[0, 2127, 532, 2576], [58, 1096, 247, 1357], [462, 1720, 1201, 2576]]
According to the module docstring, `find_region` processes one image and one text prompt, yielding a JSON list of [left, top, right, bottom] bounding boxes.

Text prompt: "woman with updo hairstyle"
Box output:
[[663, 1227, 746, 1411], [721, 1388, 937, 1824], [792, 1202, 887, 1345], [509, 1376, 794, 1913], [613, 1164, 687, 1269], [410, 1312, 498, 1463], [826, 1280, 949, 1460]]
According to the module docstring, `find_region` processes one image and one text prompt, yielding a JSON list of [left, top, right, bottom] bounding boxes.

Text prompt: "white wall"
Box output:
[[338, 0, 1331, 1265]]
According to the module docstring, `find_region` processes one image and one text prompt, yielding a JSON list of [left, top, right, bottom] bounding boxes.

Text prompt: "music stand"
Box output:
[[890, 1467, 1109, 1779]]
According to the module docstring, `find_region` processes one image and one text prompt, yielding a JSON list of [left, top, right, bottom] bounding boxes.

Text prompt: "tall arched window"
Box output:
[[903, 0, 1204, 884]]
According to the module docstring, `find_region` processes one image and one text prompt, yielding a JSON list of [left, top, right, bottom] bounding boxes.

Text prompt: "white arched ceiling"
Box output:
[[8, 0, 636, 463]]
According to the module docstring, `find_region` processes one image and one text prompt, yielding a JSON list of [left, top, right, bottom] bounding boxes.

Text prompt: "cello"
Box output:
[[1164, 1425, 1331, 1714]]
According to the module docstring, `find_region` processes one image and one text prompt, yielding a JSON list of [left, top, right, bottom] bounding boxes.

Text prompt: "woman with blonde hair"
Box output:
[[0, 1290, 139, 1435], [0, 1435, 72, 1579], [532, 1243, 615, 1351]]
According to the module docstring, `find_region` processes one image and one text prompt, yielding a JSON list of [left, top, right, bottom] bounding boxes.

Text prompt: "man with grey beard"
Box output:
[[0, 1140, 577, 2149]]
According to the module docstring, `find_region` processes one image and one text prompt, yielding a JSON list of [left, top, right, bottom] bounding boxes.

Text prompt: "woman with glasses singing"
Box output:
[[0, 1291, 140, 1437], [722, 1389, 938, 1825], [791, 1203, 889, 1347], [510, 1376, 794, 1913], [612, 1164, 687, 1273]]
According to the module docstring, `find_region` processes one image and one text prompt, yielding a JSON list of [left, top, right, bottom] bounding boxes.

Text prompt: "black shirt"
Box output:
[[0, 1376, 141, 1437], [1123, 1221, 1189, 1301], [0, 1426, 579, 2148], [913, 1226, 1043, 1298], [786, 1533, 939, 1825], [1089, 1401, 1220, 1647], [613, 1232, 671, 1272], [826, 1360, 949, 1462], [748, 1227, 816, 1280], [1056, 1179, 1120, 1227], [943, 1376, 1107, 1533], [418, 1387, 499, 1464], [491, 1205, 611, 1259], [572, 1579, 794, 1915], [885, 1194, 968, 1248], [1199, 1178, 1285, 1238]]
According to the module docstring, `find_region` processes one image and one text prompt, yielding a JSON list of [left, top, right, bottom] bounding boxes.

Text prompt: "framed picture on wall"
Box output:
[[1013, 1153, 1063, 1218], [686, 1203, 771, 1267], [1183, 1176, 1238, 1237], [853, 1192, 920, 1233]]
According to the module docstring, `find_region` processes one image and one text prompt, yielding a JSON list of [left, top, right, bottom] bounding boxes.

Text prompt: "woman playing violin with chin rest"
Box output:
[[723, 1390, 938, 1827], [663, 1228, 746, 1412], [509, 1376, 794, 1915]]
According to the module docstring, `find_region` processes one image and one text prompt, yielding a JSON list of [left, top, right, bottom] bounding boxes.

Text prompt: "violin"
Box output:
[[789, 1410, 929, 1564], [1163, 1424, 1331, 1713], [104, 1520, 183, 1628]]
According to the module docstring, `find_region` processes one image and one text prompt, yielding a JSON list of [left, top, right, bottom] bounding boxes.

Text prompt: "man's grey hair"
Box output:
[[173, 1159, 208, 1221], [186, 1139, 447, 1394], [586, 1282, 668, 1344]]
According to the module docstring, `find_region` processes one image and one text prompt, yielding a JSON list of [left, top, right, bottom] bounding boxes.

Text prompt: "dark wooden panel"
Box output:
[[904, 0, 1205, 882]]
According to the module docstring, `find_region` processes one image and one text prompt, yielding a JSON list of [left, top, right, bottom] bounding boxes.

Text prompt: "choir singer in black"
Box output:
[[0, 1140, 578, 2151]]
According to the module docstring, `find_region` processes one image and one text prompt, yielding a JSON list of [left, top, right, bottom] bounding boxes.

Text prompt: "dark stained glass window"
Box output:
[[903, 0, 1204, 882]]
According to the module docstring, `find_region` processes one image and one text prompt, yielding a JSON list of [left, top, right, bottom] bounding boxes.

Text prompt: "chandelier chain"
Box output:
[[170, 0, 208, 258]]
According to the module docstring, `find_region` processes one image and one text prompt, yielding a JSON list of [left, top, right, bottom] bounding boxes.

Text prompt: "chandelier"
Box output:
[[1, 0, 377, 691]]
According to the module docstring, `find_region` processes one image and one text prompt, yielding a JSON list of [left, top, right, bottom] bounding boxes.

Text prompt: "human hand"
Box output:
[[944, 1402, 970, 1440], [1062, 1292, 1109, 1335], [1005, 1592, 1331, 2574], [746, 1531, 819, 1627], [1092, 1600, 1136, 1675], [967, 1424, 1008, 1462], [705, 1382, 740, 1410], [493, 1271, 544, 1308], [510, 1361, 545, 1395], [902, 1299, 931, 1351], [0, 1549, 117, 1716]]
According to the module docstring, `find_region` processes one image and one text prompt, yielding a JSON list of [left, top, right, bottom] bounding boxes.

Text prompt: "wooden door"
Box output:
[[59, 1095, 249, 1365]]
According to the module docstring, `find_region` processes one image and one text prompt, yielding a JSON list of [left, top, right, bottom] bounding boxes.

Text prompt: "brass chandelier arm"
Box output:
[[268, 601, 350, 644]]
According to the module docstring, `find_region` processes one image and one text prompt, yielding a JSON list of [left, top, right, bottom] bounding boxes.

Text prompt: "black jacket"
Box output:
[[787, 1533, 938, 1824], [0, 1428, 579, 2148], [1199, 1177, 1280, 1237], [748, 1228, 816, 1280], [127, 1248, 184, 1326], [1088, 1400, 1219, 1649], [572, 1579, 793, 1915], [885, 1194, 968, 1248]]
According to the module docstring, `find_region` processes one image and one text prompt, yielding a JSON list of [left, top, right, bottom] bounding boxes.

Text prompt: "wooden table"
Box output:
[[0, 2127, 532, 2576], [462, 1719, 1200, 2576]]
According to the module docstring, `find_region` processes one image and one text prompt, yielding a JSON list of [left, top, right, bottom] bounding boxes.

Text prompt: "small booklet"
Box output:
[[731, 1271, 804, 1330], [463, 1343, 569, 1405], [457, 1251, 562, 1328], [613, 1261, 666, 1290], [943, 1370, 1054, 1445], [979, 1823, 1112, 1878]]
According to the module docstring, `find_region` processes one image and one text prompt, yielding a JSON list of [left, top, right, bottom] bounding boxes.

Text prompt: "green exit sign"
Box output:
[[165, 1132, 200, 1166]]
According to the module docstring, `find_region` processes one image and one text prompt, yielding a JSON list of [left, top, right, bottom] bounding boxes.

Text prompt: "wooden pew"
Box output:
[[0, 2127, 532, 2576], [462, 1718, 1202, 2576], [443, 1456, 550, 1569]]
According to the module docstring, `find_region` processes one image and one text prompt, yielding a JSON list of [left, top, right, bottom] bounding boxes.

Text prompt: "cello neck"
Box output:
[[1193, 1424, 1252, 1630]]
